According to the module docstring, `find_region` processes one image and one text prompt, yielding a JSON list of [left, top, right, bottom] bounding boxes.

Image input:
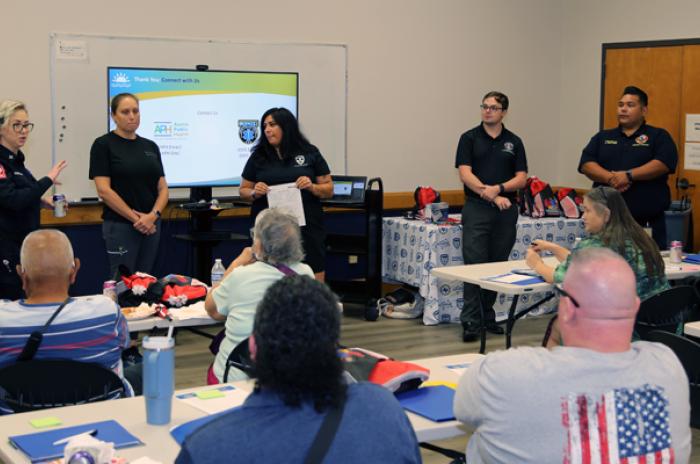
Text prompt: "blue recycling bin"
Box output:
[[665, 200, 693, 251]]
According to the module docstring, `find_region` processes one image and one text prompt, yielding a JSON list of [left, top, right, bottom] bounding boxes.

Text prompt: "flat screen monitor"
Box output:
[[107, 67, 298, 190], [325, 175, 367, 204]]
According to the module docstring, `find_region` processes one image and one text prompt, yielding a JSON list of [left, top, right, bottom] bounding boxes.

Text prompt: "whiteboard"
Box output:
[[49, 33, 347, 201]]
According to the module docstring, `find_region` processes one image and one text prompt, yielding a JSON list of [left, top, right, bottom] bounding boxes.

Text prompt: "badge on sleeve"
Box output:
[[0, 164, 6, 179]]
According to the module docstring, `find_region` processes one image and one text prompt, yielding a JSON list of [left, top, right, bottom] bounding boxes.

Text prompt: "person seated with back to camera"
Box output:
[[204, 208, 314, 384], [178, 275, 421, 464], [454, 247, 690, 463], [0, 229, 141, 411], [525, 186, 669, 347]]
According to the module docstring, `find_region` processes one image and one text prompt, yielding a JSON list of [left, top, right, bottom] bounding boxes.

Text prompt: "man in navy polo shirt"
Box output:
[[454, 91, 528, 342], [579, 86, 678, 249]]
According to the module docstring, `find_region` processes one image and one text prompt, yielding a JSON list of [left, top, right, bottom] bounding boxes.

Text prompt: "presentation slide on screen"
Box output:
[[108, 68, 298, 187]]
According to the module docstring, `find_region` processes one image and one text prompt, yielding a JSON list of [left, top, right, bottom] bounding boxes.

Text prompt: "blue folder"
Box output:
[[683, 253, 700, 264], [396, 385, 456, 422], [9, 419, 142, 463]]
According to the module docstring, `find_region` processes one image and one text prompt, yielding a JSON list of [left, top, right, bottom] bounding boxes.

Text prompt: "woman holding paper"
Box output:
[[240, 107, 333, 281]]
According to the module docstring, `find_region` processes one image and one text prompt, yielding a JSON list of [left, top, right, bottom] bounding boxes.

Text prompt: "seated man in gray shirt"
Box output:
[[454, 247, 691, 463]]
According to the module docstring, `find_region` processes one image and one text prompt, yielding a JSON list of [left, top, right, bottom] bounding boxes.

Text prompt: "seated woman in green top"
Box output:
[[526, 186, 669, 346]]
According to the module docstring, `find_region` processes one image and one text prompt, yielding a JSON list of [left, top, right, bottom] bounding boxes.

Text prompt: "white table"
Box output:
[[433, 257, 700, 353], [0, 354, 482, 462], [382, 215, 585, 325], [684, 321, 700, 337], [127, 315, 219, 332]]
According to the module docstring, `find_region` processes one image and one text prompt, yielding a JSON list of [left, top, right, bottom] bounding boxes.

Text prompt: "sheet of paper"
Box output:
[[445, 362, 472, 377], [686, 114, 700, 142], [55, 39, 88, 61], [175, 385, 250, 414], [684, 142, 700, 170], [483, 273, 535, 284], [267, 183, 306, 226]]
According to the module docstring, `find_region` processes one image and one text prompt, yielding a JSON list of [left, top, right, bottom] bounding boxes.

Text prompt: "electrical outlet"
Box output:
[[348, 255, 358, 264]]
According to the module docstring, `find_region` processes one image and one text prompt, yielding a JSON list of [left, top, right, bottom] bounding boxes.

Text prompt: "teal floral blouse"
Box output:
[[552, 236, 670, 301]]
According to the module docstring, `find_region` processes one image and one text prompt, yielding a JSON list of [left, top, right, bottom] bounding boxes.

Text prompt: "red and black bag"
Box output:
[[557, 187, 582, 219], [339, 347, 430, 394], [520, 176, 560, 218], [413, 186, 441, 214]]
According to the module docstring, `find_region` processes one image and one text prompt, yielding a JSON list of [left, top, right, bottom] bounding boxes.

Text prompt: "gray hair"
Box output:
[[0, 100, 26, 128], [253, 208, 305, 265], [20, 229, 75, 279]]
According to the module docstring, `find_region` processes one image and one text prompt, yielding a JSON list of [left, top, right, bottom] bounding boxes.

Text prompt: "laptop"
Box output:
[[325, 175, 368, 204]]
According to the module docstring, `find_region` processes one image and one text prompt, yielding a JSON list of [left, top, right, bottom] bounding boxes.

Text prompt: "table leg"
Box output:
[[505, 295, 520, 349], [506, 292, 557, 349], [476, 290, 487, 354]]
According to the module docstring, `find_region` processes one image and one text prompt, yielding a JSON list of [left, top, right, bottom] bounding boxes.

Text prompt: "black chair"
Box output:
[[0, 360, 126, 413], [635, 286, 698, 340], [646, 330, 700, 428], [223, 337, 254, 382]]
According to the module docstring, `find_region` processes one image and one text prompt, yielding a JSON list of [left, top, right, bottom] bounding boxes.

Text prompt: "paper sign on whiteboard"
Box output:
[[684, 143, 700, 171], [686, 114, 700, 143], [56, 40, 88, 61]]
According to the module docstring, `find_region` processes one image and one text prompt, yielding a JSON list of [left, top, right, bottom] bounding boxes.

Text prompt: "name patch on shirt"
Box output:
[[144, 151, 157, 158], [604, 140, 618, 145]]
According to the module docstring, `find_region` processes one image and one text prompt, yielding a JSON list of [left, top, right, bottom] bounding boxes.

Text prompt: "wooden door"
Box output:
[[602, 44, 700, 249]]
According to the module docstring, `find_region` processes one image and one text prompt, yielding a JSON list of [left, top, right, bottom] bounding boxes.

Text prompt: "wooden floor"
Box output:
[[169, 306, 700, 463]]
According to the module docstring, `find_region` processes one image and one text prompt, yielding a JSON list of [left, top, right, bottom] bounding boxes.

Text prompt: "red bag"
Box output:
[[557, 188, 582, 219], [413, 186, 441, 213], [520, 177, 561, 218], [339, 347, 430, 394]]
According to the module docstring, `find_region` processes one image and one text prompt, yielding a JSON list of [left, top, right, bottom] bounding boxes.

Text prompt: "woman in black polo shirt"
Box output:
[[239, 108, 333, 281], [89, 93, 169, 279]]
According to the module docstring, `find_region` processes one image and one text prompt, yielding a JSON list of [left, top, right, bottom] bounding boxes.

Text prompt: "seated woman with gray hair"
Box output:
[[204, 208, 314, 384]]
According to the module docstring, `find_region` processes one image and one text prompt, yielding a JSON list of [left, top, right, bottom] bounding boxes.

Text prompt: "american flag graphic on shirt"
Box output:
[[561, 384, 674, 464]]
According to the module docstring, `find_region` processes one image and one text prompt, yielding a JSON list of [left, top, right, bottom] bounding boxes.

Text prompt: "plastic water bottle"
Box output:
[[211, 259, 225, 287]]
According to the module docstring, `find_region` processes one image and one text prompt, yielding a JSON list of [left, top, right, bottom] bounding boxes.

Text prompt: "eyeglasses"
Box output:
[[552, 283, 580, 308], [480, 104, 503, 112], [11, 122, 34, 133]]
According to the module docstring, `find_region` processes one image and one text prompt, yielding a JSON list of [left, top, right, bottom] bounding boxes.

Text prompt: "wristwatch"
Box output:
[[152, 209, 161, 218], [498, 184, 505, 194], [625, 170, 633, 183]]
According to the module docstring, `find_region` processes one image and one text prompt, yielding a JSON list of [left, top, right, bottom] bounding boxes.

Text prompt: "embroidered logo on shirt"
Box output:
[[633, 134, 650, 147], [294, 155, 306, 166], [502, 142, 515, 154], [144, 151, 156, 158], [604, 140, 618, 145], [0, 165, 5, 179]]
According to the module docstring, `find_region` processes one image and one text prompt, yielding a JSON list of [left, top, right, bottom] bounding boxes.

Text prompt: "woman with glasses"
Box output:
[[89, 93, 169, 279], [526, 186, 669, 345], [203, 208, 314, 384], [0, 100, 67, 300], [239, 108, 333, 282]]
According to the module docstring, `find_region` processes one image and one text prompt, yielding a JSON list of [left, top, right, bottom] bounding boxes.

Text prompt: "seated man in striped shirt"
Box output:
[[0, 229, 136, 409], [453, 248, 691, 463]]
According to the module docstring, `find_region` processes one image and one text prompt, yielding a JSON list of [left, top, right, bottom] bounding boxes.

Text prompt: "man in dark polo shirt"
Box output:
[[455, 91, 528, 342], [579, 86, 678, 249]]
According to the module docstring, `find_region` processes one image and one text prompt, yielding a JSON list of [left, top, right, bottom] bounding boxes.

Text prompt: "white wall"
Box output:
[[1, 0, 560, 194], [4, 0, 698, 194], [558, 0, 700, 188]]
